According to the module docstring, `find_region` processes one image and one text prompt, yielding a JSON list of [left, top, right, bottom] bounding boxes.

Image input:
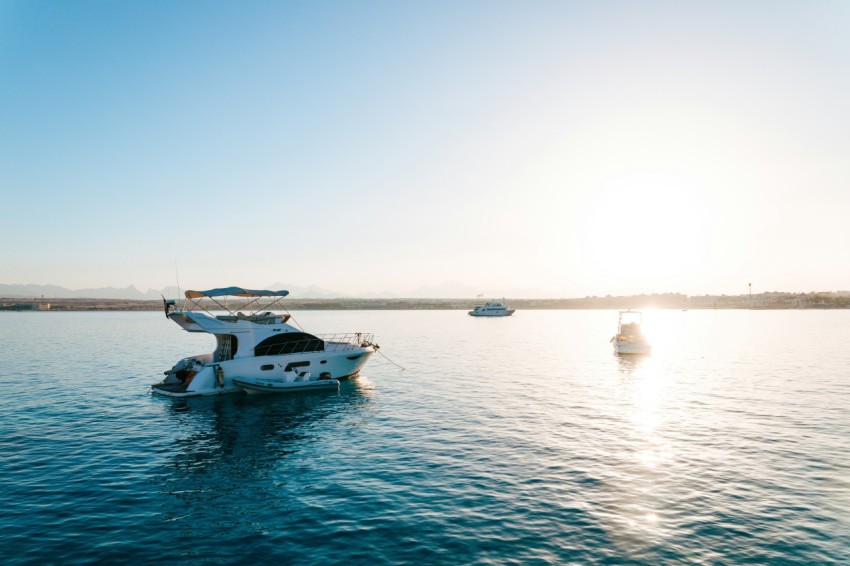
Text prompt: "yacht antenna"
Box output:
[[175, 262, 181, 306]]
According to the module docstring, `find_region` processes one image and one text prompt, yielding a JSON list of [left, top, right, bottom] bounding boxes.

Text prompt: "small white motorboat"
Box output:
[[233, 370, 339, 395], [468, 300, 515, 317], [611, 310, 651, 355]]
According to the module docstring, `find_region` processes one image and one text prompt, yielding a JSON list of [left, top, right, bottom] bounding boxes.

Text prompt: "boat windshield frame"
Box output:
[[181, 287, 291, 317], [617, 309, 644, 330]]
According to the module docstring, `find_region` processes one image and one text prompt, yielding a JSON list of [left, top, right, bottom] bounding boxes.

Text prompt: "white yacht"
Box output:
[[468, 301, 515, 317], [152, 287, 377, 397], [610, 310, 651, 355]]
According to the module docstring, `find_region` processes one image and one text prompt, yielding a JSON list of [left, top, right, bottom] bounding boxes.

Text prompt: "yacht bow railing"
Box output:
[[317, 333, 375, 350]]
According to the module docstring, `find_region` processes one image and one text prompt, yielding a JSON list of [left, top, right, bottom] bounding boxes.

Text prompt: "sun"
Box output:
[[578, 169, 713, 290]]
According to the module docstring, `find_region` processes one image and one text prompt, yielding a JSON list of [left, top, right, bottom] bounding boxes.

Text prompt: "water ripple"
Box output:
[[1, 310, 849, 564]]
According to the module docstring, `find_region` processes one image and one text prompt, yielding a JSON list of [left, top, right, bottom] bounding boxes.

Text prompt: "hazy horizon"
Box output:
[[3, 1, 849, 297], [1, 280, 846, 301]]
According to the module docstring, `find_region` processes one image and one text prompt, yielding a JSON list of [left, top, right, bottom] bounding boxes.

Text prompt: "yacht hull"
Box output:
[[611, 339, 652, 355], [152, 348, 374, 397], [468, 310, 514, 317]]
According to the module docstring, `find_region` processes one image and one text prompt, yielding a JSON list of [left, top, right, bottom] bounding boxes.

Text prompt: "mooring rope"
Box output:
[[377, 348, 406, 371], [286, 312, 305, 331]]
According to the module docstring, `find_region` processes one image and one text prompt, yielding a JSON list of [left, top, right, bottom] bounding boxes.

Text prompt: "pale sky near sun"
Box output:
[[2, 1, 849, 298]]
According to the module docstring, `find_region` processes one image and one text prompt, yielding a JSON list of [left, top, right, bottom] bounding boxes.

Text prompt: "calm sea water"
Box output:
[[0, 309, 848, 564]]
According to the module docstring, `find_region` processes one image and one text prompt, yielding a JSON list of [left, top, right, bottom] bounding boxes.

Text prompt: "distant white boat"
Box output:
[[468, 301, 515, 317], [611, 310, 651, 355]]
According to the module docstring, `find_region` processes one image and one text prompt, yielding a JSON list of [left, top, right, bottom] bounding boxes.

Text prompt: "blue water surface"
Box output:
[[1, 309, 848, 564]]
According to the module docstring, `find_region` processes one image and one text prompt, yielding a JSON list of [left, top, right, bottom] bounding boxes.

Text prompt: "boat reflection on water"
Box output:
[[151, 378, 376, 531], [615, 352, 649, 375]]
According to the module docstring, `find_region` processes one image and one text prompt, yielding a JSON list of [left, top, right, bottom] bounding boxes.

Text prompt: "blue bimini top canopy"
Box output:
[[184, 287, 290, 299]]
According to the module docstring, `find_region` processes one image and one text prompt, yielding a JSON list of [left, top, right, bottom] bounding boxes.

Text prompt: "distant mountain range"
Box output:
[[0, 284, 181, 300], [0, 281, 545, 300]]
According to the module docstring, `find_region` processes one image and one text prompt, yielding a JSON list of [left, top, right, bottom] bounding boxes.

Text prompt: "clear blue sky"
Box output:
[[2, 1, 849, 297]]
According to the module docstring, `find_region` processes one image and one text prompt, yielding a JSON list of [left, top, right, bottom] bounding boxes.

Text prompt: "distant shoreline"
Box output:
[[2, 293, 849, 312]]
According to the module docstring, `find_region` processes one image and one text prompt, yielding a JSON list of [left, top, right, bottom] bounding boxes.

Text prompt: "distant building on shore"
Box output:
[[0, 300, 50, 311]]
